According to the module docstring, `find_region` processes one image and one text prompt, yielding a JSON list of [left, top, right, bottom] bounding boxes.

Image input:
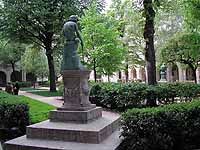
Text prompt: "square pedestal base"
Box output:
[[49, 107, 102, 123]]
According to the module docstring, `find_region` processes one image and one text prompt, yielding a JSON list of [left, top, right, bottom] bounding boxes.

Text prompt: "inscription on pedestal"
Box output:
[[64, 87, 79, 97], [60, 70, 95, 110]]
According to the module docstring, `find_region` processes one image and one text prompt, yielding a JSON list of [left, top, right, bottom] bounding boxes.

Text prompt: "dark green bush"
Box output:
[[90, 82, 200, 111], [12, 81, 32, 88], [0, 92, 30, 141], [38, 81, 50, 87], [118, 100, 200, 150], [58, 81, 64, 96], [90, 82, 147, 111]]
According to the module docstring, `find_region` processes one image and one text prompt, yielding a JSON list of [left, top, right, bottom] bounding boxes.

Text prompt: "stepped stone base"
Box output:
[[5, 130, 121, 150], [49, 107, 102, 123], [27, 111, 120, 144], [5, 111, 121, 150]]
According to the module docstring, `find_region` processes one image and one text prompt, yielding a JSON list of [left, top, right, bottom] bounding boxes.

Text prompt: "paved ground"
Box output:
[[19, 91, 63, 107], [1, 88, 120, 150]]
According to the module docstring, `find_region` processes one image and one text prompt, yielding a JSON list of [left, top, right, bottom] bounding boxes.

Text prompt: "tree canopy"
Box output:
[[161, 32, 200, 83], [21, 45, 48, 80], [80, 2, 124, 81], [0, 40, 26, 81], [0, 0, 104, 91]]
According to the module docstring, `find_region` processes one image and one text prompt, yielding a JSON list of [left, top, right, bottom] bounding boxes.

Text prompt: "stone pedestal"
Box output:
[[60, 70, 95, 111], [5, 70, 121, 150], [49, 107, 102, 123]]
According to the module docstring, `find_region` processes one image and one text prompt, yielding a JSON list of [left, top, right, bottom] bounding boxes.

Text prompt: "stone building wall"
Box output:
[[0, 64, 26, 86], [89, 64, 200, 84]]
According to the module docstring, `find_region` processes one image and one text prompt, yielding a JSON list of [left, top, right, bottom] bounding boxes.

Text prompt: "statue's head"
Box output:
[[68, 15, 78, 22]]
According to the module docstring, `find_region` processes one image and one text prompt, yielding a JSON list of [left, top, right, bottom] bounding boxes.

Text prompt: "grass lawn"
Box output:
[[20, 87, 47, 91], [0, 91, 56, 123], [18, 95, 56, 123], [29, 90, 62, 97]]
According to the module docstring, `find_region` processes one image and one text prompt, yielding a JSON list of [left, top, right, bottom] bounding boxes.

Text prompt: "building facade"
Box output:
[[1, 63, 200, 86], [89, 63, 200, 84], [0, 64, 27, 86]]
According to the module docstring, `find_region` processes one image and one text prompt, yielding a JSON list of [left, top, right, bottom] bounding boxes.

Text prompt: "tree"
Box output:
[[108, 0, 146, 82], [143, 0, 160, 86], [0, 41, 26, 81], [155, 0, 183, 65], [161, 32, 200, 83], [182, 0, 200, 32], [0, 0, 104, 91], [80, 2, 124, 82], [21, 45, 48, 83]]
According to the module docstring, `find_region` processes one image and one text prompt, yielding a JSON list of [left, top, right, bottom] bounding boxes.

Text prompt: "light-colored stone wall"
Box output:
[[0, 64, 26, 84], [1, 62, 199, 84]]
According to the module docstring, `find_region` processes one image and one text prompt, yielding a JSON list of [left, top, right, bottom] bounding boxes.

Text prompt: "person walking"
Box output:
[[13, 82, 20, 95]]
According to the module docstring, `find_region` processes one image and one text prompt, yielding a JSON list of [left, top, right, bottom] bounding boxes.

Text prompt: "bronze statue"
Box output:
[[61, 15, 84, 70], [160, 64, 167, 81]]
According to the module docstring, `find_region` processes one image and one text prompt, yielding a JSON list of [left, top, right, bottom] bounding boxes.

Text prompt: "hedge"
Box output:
[[90, 82, 200, 111], [12, 81, 32, 88], [38, 81, 50, 87], [118, 100, 200, 150], [0, 92, 30, 141]]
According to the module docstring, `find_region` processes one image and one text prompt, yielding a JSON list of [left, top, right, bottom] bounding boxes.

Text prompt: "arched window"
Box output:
[[0, 71, 7, 86]]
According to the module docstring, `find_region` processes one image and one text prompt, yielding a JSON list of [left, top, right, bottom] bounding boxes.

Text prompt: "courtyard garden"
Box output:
[[0, 0, 200, 149], [1, 81, 200, 149]]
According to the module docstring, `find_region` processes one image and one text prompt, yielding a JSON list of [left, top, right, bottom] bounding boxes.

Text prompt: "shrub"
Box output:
[[0, 92, 30, 141], [89, 82, 200, 111], [58, 81, 64, 96], [12, 81, 32, 88], [38, 81, 50, 87], [118, 100, 200, 150], [90, 82, 147, 111]]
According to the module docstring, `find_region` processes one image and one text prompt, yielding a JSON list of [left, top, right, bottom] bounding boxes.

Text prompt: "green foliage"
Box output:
[[161, 32, 200, 82], [12, 81, 32, 88], [161, 32, 200, 63], [109, 0, 146, 71], [182, 0, 200, 32], [18, 96, 55, 123], [0, 92, 29, 140], [0, 41, 26, 66], [0, 91, 55, 125], [58, 81, 64, 95], [38, 81, 50, 87], [0, 0, 104, 91], [80, 2, 124, 76], [90, 82, 200, 111], [21, 45, 48, 79], [118, 100, 200, 150]]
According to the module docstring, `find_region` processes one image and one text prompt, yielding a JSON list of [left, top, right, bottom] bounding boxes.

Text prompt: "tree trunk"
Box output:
[[46, 53, 56, 92], [108, 76, 110, 82], [143, 0, 157, 86], [119, 71, 122, 79], [193, 69, 197, 84], [45, 37, 56, 92], [42, 73, 44, 82], [186, 63, 197, 83], [191, 67, 197, 83], [143, 0, 157, 106], [125, 58, 129, 82], [93, 58, 97, 82], [11, 62, 16, 82]]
